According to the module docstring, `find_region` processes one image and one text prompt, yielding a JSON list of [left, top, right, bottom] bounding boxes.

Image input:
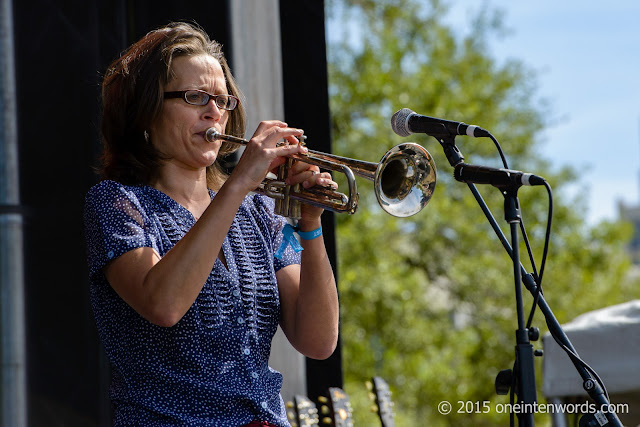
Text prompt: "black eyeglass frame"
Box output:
[[164, 89, 240, 111]]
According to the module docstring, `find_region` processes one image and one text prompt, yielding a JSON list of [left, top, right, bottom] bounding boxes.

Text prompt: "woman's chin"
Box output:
[[201, 153, 220, 168]]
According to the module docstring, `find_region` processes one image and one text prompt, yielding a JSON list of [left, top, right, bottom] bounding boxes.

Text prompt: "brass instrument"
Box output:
[[205, 128, 436, 218]]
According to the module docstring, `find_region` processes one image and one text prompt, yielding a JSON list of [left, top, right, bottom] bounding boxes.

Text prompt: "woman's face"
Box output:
[[149, 54, 229, 173]]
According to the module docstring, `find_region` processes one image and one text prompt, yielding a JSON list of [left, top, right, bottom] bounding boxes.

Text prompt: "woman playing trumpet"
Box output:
[[84, 21, 339, 426]]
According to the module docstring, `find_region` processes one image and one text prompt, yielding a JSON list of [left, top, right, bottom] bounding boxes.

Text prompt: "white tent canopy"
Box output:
[[543, 300, 640, 426]]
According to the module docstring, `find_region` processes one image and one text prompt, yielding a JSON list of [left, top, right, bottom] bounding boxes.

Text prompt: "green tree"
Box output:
[[325, 0, 639, 425]]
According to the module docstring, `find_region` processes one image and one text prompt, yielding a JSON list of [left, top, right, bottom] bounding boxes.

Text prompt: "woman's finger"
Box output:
[[306, 173, 338, 189], [285, 168, 337, 189]]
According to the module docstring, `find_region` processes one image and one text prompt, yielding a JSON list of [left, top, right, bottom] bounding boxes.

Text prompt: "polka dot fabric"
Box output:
[[84, 180, 301, 426]]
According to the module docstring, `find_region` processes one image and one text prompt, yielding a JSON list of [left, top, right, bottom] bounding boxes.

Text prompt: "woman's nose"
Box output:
[[203, 99, 223, 120]]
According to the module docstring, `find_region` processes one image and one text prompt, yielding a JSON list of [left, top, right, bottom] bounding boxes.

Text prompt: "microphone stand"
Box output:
[[429, 130, 622, 426], [502, 186, 537, 427]]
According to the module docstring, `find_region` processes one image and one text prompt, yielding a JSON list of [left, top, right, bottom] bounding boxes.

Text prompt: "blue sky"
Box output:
[[447, 1, 640, 224]]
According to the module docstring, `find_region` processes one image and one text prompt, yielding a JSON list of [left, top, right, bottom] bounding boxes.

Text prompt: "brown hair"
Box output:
[[99, 21, 246, 189]]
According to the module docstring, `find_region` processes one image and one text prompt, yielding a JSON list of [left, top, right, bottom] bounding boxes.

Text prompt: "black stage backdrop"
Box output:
[[11, 0, 339, 425], [278, 0, 344, 403]]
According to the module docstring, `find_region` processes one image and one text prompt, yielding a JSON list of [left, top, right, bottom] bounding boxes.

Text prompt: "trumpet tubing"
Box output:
[[205, 128, 436, 218]]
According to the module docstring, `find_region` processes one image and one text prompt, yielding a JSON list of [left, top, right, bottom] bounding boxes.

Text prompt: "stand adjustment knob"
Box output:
[[528, 327, 540, 341]]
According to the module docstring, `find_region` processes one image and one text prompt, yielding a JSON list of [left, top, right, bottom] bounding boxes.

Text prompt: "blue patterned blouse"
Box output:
[[84, 180, 301, 426]]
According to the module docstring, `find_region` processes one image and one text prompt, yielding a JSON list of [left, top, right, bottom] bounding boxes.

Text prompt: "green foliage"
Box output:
[[325, 0, 640, 425]]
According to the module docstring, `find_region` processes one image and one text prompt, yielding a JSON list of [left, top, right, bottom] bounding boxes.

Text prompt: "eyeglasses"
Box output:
[[164, 89, 239, 111]]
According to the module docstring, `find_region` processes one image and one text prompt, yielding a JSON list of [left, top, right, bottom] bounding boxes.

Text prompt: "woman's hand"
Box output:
[[284, 160, 338, 226], [226, 120, 308, 194]]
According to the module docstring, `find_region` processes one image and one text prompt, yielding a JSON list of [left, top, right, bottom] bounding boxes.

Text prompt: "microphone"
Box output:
[[453, 163, 546, 188], [391, 108, 491, 138]]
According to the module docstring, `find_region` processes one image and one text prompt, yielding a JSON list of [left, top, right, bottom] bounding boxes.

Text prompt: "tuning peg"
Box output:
[[321, 417, 332, 425], [365, 380, 373, 391]]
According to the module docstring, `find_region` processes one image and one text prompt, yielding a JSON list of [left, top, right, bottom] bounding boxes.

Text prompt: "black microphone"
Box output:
[[453, 163, 546, 188], [391, 108, 491, 138]]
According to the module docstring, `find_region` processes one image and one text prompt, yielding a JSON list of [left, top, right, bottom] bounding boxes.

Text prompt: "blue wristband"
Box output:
[[297, 225, 322, 240]]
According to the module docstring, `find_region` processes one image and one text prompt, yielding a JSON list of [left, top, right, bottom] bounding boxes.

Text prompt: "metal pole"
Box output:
[[0, 0, 27, 424]]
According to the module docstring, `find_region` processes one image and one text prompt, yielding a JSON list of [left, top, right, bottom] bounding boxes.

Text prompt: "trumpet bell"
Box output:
[[375, 143, 436, 217]]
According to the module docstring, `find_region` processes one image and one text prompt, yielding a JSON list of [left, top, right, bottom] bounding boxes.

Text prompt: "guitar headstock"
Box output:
[[286, 395, 320, 427], [367, 376, 395, 427], [318, 387, 354, 427]]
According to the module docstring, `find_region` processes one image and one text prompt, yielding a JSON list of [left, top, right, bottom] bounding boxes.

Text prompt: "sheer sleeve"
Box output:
[[84, 180, 159, 278]]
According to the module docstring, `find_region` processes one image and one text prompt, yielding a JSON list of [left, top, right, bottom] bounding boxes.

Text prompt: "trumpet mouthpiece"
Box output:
[[205, 128, 220, 143]]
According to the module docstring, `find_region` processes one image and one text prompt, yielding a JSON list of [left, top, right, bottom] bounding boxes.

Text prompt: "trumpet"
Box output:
[[205, 128, 436, 218]]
